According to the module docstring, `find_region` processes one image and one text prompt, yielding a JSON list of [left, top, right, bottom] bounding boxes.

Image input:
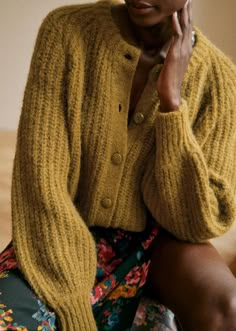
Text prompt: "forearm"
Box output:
[[12, 148, 97, 330], [142, 99, 236, 242]]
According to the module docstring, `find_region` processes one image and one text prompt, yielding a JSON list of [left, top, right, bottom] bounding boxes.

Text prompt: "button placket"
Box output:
[[97, 46, 139, 218]]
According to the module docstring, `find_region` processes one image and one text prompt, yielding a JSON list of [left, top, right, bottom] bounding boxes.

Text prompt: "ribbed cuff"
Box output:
[[57, 294, 97, 331], [155, 100, 200, 164]]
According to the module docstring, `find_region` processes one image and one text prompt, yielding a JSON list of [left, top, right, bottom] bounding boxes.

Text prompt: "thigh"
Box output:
[[0, 243, 58, 330], [147, 231, 236, 330]]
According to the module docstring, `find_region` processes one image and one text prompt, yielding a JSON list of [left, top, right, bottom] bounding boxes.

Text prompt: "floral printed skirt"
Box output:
[[0, 223, 180, 331]]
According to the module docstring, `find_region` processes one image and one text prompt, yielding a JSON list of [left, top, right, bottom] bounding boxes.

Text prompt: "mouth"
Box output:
[[129, 1, 153, 9], [126, 1, 158, 15]]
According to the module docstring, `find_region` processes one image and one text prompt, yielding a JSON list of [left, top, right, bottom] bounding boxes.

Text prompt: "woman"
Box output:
[[0, 0, 236, 330]]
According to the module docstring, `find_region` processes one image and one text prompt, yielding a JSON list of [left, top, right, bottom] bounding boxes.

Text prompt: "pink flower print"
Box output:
[[114, 230, 125, 241], [0, 259, 17, 273], [132, 303, 147, 327], [0, 247, 15, 264], [104, 310, 110, 317], [142, 228, 158, 250], [125, 262, 150, 288], [97, 239, 115, 265], [90, 286, 104, 305], [125, 266, 142, 285], [139, 261, 151, 287], [97, 258, 123, 278]]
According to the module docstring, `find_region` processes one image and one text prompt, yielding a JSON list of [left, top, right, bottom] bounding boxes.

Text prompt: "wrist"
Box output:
[[159, 99, 180, 113], [158, 89, 181, 112]]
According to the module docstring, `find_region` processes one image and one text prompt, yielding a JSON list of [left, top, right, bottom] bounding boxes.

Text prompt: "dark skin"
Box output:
[[148, 231, 236, 331], [113, 0, 193, 112], [112, 0, 236, 329]]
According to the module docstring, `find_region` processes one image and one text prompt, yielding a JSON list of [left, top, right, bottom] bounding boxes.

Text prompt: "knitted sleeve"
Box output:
[[142, 64, 236, 243], [11, 13, 97, 331]]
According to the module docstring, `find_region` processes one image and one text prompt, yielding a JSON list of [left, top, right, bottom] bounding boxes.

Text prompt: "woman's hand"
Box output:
[[157, 0, 193, 113]]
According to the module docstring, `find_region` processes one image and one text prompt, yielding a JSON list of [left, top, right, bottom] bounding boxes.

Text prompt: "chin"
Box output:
[[129, 16, 164, 27], [126, 7, 167, 28]]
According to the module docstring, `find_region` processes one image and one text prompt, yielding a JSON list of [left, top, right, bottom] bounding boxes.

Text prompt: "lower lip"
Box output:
[[128, 5, 155, 15]]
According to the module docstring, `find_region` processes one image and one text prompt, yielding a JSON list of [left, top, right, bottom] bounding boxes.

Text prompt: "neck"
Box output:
[[132, 19, 172, 52]]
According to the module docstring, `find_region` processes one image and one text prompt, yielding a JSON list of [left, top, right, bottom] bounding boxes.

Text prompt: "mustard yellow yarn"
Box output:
[[12, 0, 236, 329]]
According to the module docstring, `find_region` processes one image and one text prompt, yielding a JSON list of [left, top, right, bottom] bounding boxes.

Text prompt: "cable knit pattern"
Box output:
[[12, 0, 236, 329]]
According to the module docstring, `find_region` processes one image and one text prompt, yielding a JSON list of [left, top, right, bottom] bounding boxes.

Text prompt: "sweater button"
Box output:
[[111, 152, 123, 165], [133, 112, 145, 124], [101, 198, 112, 209]]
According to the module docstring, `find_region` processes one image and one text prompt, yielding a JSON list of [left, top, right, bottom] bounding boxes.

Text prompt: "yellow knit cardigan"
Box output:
[[12, 0, 236, 329]]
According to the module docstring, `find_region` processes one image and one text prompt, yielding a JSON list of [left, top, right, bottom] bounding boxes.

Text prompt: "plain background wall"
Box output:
[[0, 0, 236, 130]]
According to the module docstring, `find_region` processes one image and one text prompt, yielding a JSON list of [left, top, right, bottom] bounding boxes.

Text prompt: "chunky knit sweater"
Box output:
[[12, 0, 236, 330]]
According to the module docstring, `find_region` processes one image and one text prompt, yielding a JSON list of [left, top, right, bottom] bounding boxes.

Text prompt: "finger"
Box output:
[[180, 0, 189, 30], [172, 11, 183, 39], [188, 0, 193, 25], [181, 0, 193, 49], [182, 24, 193, 52], [186, 0, 193, 48], [188, 0, 193, 32]]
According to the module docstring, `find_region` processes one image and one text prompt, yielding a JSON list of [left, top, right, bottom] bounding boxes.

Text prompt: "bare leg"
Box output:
[[147, 231, 236, 331]]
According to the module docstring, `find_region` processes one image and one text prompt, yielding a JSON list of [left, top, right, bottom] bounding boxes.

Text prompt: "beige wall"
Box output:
[[0, 0, 235, 130], [193, 0, 236, 62]]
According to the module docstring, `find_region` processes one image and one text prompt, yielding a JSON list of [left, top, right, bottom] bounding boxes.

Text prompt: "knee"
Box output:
[[185, 290, 236, 331], [215, 290, 236, 330]]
